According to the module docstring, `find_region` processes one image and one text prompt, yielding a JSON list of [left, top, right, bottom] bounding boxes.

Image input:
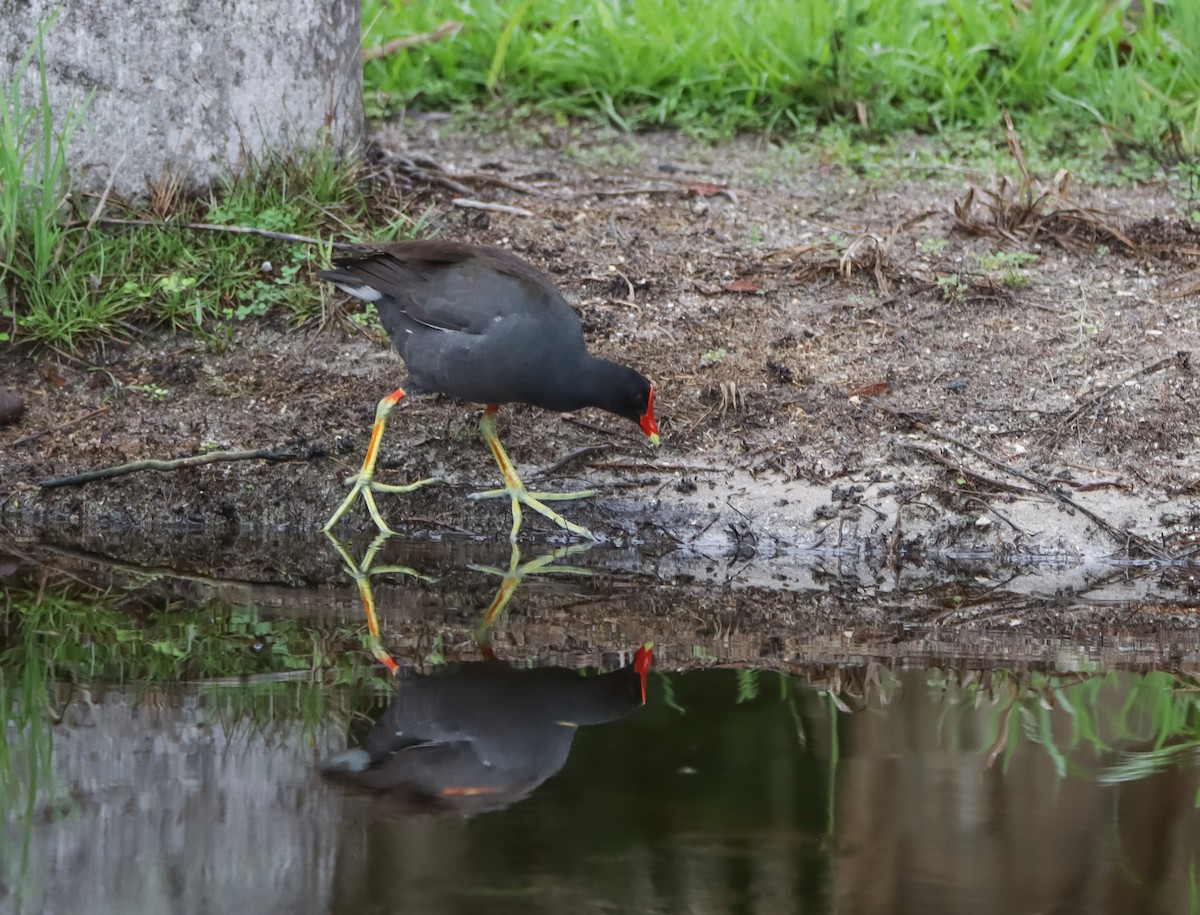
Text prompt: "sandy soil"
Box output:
[[3, 123, 1199, 618]]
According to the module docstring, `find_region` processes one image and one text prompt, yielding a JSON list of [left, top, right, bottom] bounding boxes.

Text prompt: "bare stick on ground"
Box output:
[[361, 21, 462, 61], [11, 405, 111, 447], [66, 218, 355, 248], [452, 198, 535, 218], [1061, 351, 1190, 426]]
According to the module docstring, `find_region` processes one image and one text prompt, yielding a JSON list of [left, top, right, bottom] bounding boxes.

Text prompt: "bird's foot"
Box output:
[[468, 485, 598, 542], [323, 473, 439, 535], [324, 530, 438, 674], [470, 542, 596, 643]]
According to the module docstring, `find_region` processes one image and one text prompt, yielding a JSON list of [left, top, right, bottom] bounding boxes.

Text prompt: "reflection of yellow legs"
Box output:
[[470, 542, 595, 649], [324, 388, 438, 536], [468, 405, 598, 543], [326, 531, 435, 675]]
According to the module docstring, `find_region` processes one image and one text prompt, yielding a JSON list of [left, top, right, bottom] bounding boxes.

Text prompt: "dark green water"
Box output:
[[6, 667, 1199, 915], [3, 530, 1200, 915]]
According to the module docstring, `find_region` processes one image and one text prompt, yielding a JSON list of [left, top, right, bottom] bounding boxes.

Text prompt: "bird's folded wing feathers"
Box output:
[[401, 294, 487, 334]]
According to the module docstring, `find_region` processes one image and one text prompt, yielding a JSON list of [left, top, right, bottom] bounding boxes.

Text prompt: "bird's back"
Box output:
[[322, 241, 588, 404]]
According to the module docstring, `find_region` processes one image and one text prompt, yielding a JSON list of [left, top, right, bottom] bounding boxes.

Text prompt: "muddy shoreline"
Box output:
[[3, 125, 1199, 644]]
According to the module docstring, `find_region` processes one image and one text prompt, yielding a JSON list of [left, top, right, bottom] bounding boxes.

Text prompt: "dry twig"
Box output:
[[451, 198, 535, 217], [586, 460, 726, 473], [898, 442, 1037, 497], [365, 145, 545, 197], [874, 398, 1170, 560], [362, 21, 462, 60], [11, 405, 111, 447], [66, 217, 350, 248], [1061, 351, 1190, 426], [529, 444, 616, 481]]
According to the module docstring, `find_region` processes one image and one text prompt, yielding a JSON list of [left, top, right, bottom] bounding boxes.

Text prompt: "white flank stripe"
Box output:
[[337, 283, 383, 302]]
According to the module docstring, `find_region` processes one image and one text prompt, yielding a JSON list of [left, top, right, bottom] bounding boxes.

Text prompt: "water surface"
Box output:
[[3, 528, 1199, 914]]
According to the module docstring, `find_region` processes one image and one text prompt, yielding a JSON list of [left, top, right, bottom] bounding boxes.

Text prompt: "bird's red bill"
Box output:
[[634, 642, 654, 704], [640, 387, 660, 444]]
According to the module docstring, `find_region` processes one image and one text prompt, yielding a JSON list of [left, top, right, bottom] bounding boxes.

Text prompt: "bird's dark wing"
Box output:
[[322, 255, 481, 334], [326, 241, 578, 336]]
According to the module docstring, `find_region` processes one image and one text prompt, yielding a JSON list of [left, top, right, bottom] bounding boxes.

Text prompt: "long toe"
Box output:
[[516, 489, 597, 541], [469, 486, 596, 502], [524, 488, 598, 502], [468, 484, 597, 540], [369, 476, 440, 494], [323, 479, 370, 532], [324, 476, 437, 533]]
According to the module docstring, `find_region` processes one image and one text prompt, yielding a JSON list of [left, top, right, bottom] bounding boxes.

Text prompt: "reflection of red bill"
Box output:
[[441, 786, 502, 796], [635, 643, 654, 705]]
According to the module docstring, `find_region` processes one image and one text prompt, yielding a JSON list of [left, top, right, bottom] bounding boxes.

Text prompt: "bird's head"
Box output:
[[603, 364, 660, 446]]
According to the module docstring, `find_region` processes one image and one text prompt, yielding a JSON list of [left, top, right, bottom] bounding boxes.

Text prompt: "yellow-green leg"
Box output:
[[468, 404, 598, 542], [323, 388, 438, 535], [326, 530, 437, 675], [470, 542, 595, 654]]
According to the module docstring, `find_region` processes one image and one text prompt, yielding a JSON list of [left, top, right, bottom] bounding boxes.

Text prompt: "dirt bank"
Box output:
[[3, 124, 1199, 591]]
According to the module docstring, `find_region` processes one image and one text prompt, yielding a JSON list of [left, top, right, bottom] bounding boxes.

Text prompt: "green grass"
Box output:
[[0, 586, 377, 683], [929, 667, 1200, 787], [362, 0, 1200, 149], [4, 2, 1198, 346], [0, 15, 85, 344], [2, 144, 397, 347], [0, 22, 423, 347]]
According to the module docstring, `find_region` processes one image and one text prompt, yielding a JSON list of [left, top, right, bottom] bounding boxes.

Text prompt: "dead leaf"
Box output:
[[41, 365, 66, 389], [849, 381, 890, 398]]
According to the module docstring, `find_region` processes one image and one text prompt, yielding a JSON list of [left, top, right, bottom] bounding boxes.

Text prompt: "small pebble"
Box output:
[[0, 389, 25, 426]]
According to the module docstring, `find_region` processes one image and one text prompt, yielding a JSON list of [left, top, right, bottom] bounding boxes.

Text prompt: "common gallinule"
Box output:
[[320, 241, 660, 541], [320, 645, 653, 815]]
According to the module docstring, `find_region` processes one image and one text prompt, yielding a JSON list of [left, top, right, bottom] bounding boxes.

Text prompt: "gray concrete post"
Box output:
[[1, 0, 364, 201]]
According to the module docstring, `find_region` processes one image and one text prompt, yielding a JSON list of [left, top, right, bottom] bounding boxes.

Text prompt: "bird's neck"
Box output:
[[535, 353, 632, 414], [533, 667, 645, 725]]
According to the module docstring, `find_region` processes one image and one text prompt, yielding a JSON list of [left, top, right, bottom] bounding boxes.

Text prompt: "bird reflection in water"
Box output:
[[325, 531, 436, 674], [322, 532, 653, 814]]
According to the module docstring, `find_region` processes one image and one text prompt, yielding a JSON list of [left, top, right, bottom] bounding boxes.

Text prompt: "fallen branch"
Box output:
[[529, 444, 615, 481], [362, 21, 462, 60], [898, 442, 1036, 497], [364, 145, 544, 197], [454, 171, 547, 197], [560, 414, 615, 435], [41, 447, 304, 490], [586, 460, 727, 474], [588, 184, 681, 198], [371, 150, 473, 195], [1167, 270, 1200, 301]]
